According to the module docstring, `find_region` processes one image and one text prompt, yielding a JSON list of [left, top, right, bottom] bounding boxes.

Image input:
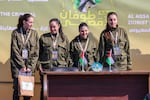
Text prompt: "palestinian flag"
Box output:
[[106, 50, 114, 66], [74, 0, 102, 12], [79, 51, 87, 66]]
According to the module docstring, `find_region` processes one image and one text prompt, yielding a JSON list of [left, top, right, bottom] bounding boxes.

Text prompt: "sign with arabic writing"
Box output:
[[0, 0, 150, 64]]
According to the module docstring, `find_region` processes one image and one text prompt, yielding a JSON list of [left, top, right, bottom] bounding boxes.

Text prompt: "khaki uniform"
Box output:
[[98, 27, 132, 71], [10, 28, 39, 78], [39, 33, 72, 69], [70, 33, 98, 71]]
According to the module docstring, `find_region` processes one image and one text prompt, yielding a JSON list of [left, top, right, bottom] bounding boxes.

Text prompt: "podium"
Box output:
[[42, 71, 150, 100]]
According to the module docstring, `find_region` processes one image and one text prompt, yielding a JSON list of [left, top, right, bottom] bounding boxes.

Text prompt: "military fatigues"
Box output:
[[10, 28, 39, 100], [39, 32, 73, 69], [98, 27, 132, 71], [70, 33, 98, 71], [39, 32, 72, 100]]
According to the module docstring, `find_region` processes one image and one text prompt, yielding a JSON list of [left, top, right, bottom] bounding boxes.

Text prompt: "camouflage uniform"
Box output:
[[39, 33, 73, 70], [98, 27, 132, 71], [10, 28, 39, 100], [70, 33, 98, 71], [10, 28, 39, 78]]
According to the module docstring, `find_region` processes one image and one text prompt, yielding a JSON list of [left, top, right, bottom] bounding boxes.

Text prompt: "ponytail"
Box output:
[[17, 13, 33, 29]]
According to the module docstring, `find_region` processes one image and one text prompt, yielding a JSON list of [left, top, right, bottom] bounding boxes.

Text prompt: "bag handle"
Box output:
[[19, 71, 32, 76]]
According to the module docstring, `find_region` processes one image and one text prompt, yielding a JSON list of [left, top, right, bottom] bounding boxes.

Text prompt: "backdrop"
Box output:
[[0, 0, 150, 69]]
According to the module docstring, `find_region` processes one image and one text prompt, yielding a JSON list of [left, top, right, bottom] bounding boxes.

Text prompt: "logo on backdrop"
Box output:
[[74, 0, 102, 12]]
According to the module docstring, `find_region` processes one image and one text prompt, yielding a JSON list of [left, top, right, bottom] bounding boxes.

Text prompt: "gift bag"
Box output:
[[18, 72, 34, 96]]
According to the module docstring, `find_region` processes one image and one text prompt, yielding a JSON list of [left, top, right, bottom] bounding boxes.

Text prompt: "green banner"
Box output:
[[0, 0, 150, 68]]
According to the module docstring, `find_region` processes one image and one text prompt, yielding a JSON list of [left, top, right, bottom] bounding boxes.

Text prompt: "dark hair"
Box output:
[[49, 18, 65, 41], [17, 13, 33, 29], [79, 22, 88, 31], [107, 11, 118, 19], [106, 11, 118, 31]]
